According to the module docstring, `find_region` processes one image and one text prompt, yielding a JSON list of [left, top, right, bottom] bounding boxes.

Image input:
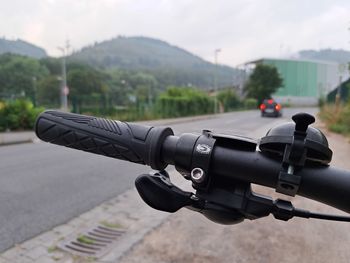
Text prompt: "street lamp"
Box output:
[[214, 48, 221, 114], [57, 40, 70, 112]]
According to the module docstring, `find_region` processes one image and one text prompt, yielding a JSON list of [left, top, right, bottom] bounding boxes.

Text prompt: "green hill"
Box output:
[[0, 38, 47, 59], [69, 36, 237, 89], [298, 49, 350, 64]]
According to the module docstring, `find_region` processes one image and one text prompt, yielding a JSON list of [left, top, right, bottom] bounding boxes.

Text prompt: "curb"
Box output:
[[0, 132, 37, 147], [0, 139, 35, 147]]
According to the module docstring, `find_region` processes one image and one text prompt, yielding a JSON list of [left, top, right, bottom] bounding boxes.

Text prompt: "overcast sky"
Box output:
[[1, 0, 349, 66]]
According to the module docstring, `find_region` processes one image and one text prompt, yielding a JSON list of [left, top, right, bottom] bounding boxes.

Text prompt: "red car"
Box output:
[[260, 99, 282, 117]]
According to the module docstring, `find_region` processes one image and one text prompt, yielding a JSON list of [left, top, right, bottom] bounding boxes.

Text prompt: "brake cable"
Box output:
[[297, 211, 350, 222], [272, 199, 350, 222]]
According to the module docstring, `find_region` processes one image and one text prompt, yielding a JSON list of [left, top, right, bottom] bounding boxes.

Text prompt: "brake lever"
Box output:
[[134, 171, 272, 224], [135, 171, 198, 213], [134, 171, 244, 224]]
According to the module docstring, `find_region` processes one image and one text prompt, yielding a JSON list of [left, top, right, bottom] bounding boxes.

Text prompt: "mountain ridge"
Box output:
[[297, 48, 350, 64], [68, 36, 237, 89], [0, 38, 47, 59], [1, 36, 349, 89]]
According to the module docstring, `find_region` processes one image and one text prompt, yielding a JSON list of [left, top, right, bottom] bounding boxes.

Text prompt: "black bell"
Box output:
[[259, 113, 332, 164]]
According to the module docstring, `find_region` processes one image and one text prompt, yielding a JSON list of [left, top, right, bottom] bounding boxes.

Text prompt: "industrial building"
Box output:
[[244, 58, 349, 105]]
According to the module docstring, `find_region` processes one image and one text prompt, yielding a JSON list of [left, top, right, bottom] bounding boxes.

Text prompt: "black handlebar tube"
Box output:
[[35, 110, 173, 170], [36, 111, 350, 214], [162, 136, 350, 214], [211, 146, 350, 213]]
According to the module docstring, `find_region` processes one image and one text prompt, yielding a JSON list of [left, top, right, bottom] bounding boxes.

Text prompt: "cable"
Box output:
[[294, 209, 350, 222]]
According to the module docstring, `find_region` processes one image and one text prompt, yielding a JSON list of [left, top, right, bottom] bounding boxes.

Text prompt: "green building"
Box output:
[[245, 58, 348, 105]]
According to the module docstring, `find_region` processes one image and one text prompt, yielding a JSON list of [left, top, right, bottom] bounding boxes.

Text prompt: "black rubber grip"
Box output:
[[35, 110, 174, 170]]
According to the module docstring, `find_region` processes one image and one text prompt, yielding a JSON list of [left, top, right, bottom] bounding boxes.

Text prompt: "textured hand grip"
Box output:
[[35, 110, 174, 170]]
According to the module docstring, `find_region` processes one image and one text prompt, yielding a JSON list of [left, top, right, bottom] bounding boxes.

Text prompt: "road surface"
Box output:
[[0, 108, 316, 252]]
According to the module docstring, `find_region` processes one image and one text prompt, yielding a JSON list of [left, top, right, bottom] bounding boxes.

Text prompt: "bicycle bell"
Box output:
[[259, 113, 332, 164]]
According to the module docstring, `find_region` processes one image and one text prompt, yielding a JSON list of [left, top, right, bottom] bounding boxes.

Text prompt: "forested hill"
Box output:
[[0, 38, 47, 59], [69, 36, 237, 89], [298, 49, 350, 64]]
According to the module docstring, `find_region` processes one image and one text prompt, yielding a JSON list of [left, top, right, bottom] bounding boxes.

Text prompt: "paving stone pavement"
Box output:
[[0, 170, 188, 262]]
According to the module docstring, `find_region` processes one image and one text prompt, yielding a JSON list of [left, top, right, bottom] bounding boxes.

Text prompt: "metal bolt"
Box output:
[[191, 168, 205, 183], [202, 129, 211, 137], [190, 194, 200, 201], [287, 165, 294, 174]]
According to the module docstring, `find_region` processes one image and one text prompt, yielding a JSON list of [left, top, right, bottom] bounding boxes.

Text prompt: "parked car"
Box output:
[[260, 99, 282, 117]]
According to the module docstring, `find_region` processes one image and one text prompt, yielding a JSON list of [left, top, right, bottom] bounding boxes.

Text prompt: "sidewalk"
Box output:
[[0, 131, 36, 146], [0, 170, 189, 263]]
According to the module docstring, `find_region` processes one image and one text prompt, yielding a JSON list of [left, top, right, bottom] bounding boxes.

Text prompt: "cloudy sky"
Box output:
[[1, 0, 349, 66]]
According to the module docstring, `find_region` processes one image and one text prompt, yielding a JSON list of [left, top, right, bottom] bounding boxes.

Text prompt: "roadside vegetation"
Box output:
[[0, 53, 260, 131], [319, 78, 350, 137], [0, 99, 43, 132], [319, 101, 350, 136]]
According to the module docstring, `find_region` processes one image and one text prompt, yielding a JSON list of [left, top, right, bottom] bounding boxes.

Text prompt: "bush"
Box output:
[[0, 99, 44, 131], [155, 87, 214, 118], [319, 101, 350, 136], [329, 123, 349, 134], [318, 97, 326, 108], [338, 101, 350, 134], [217, 89, 241, 112], [243, 98, 258, 109]]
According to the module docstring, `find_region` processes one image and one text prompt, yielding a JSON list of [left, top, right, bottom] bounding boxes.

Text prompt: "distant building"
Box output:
[[243, 58, 349, 105]]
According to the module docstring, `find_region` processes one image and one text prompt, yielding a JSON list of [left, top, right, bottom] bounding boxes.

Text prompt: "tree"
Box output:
[[129, 72, 158, 105], [40, 57, 62, 75], [67, 66, 110, 113], [67, 67, 108, 97], [103, 70, 133, 106], [37, 76, 61, 107], [0, 54, 49, 100], [244, 64, 283, 103]]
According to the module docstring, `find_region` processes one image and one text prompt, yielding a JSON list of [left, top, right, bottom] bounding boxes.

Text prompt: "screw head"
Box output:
[[191, 168, 205, 183]]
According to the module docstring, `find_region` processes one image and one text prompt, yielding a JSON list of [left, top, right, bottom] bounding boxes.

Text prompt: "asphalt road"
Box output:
[[0, 108, 317, 252]]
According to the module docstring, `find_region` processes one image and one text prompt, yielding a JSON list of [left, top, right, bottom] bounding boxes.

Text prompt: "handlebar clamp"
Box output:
[[276, 113, 314, 196], [259, 113, 332, 196], [190, 130, 216, 191]]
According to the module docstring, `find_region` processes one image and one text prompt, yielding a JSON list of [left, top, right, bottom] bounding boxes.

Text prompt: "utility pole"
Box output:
[[32, 76, 37, 107], [336, 63, 346, 111], [57, 40, 70, 111], [348, 23, 350, 73], [214, 48, 221, 114]]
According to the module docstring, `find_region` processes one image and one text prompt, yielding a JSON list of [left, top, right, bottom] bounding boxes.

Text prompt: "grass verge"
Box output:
[[319, 103, 350, 137]]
